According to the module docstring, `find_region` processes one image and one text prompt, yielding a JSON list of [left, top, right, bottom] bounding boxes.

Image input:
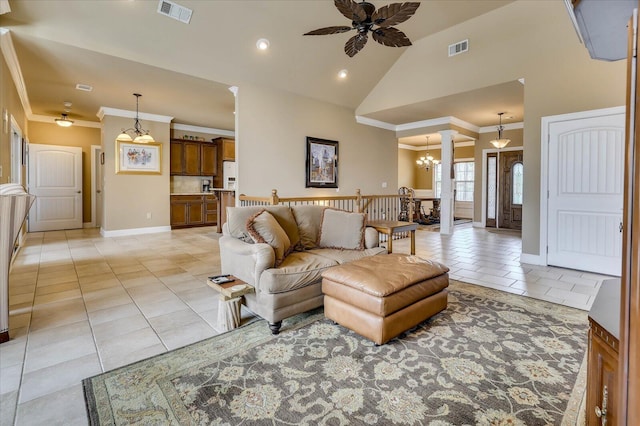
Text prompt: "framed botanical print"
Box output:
[[115, 141, 162, 174]]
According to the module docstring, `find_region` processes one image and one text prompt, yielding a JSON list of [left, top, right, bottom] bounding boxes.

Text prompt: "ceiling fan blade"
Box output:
[[372, 2, 420, 27], [304, 26, 353, 36], [372, 27, 412, 47], [345, 33, 368, 57], [334, 0, 367, 23]]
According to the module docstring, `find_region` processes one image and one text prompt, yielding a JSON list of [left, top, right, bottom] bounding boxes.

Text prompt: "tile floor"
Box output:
[[0, 224, 614, 425]]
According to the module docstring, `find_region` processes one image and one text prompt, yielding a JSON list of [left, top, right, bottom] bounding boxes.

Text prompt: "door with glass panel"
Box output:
[[500, 151, 523, 230]]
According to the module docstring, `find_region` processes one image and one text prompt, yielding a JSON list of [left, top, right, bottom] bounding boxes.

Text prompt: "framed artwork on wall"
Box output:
[[115, 140, 162, 174], [305, 137, 338, 188]]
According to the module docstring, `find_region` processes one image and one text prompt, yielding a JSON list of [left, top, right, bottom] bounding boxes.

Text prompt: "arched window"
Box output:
[[512, 162, 523, 205]]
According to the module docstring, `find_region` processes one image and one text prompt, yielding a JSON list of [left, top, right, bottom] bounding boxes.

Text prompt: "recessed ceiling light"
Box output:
[[256, 38, 270, 50], [338, 69, 348, 79]]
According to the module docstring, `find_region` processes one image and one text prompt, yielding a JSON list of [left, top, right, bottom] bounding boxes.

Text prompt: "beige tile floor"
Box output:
[[0, 224, 613, 425]]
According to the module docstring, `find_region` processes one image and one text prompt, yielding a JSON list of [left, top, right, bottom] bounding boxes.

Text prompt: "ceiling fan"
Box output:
[[304, 0, 420, 57]]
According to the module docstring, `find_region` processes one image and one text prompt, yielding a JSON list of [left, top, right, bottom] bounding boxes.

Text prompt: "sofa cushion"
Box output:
[[259, 251, 338, 293], [246, 210, 291, 267], [291, 205, 326, 249], [227, 206, 300, 247], [318, 209, 365, 250]]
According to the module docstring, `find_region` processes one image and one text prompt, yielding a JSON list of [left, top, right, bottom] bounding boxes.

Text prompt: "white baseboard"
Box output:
[[100, 225, 171, 238], [472, 221, 483, 228], [520, 253, 545, 266]]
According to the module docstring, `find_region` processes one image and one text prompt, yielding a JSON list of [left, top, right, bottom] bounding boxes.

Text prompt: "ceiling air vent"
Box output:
[[448, 39, 469, 57], [157, 0, 192, 24], [75, 83, 93, 92]]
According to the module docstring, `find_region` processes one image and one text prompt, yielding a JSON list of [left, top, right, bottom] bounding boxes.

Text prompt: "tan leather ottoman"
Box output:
[[321, 253, 449, 345]]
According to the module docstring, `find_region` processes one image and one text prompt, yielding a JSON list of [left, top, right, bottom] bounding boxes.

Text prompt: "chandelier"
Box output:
[[116, 93, 155, 143], [416, 136, 440, 171], [489, 112, 511, 149]]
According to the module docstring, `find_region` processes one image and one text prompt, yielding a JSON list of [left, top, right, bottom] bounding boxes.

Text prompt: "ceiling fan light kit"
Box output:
[[304, 0, 420, 57], [489, 112, 511, 149], [55, 113, 73, 127]]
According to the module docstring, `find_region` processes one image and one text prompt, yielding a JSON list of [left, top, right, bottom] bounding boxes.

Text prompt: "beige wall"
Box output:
[[101, 115, 170, 232], [28, 122, 100, 223], [236, 84, 398, 198], [0, 43, 27, 186], [359, 1, 626, 257], [398, 148, 415, 189]]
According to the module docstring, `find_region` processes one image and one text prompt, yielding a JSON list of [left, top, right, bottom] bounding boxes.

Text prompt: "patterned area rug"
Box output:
[[83, 281, 588, 425]]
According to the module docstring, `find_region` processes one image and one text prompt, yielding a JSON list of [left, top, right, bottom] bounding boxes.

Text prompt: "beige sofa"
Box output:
[[220, 205, 386, 334]]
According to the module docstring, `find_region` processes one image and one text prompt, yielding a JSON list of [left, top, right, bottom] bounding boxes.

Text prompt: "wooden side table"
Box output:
[[207, 276, 254, 331], [366, 220, 418, 255]]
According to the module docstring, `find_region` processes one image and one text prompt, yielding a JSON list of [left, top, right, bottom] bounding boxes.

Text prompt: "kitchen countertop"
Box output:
[[588, 278, 621, 339], [171, 189, 235, 195]]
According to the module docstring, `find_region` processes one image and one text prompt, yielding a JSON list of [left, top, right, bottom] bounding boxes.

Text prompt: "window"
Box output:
[[512, 162, 523, 205], [454, 162, 474, 202], [434, 161, 475, 202]]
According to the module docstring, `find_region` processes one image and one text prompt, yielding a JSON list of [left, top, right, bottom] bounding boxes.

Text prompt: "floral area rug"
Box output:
[[83, 281, 588, 425]]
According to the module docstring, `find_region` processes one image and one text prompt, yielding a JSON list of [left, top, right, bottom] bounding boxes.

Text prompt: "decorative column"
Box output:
[[438, 130, 457, 235]]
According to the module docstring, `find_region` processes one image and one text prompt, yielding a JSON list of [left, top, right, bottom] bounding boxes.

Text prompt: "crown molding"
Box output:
[[172, 123, 234, 138], [399, 140, 476, 151], [97, 107, 173, 123], [30, 114, 101, 128], [355, 115, 396, 131], [396, 116, 479, 133], [0, 29, 32, 118]]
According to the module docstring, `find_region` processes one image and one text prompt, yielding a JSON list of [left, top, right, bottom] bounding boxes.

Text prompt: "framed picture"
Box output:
[[116, 140, 162, 174], [305, 137, 338, 188]]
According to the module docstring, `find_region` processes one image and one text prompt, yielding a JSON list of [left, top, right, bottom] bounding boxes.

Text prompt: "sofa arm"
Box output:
[[219, 236, 275, 287], [364, 227, 379, 249]]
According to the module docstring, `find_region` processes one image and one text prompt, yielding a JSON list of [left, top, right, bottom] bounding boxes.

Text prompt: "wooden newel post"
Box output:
[[355, 189, 362, 213], [270, 189, 279, 205]]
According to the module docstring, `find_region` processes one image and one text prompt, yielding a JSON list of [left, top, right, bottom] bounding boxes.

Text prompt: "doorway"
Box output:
[[28, 144, 83, 232], [484, 148, 523, 230]]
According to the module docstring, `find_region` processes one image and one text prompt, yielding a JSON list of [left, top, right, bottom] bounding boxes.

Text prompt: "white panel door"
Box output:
[[548, 113, 624, 275], [28, 144, 83, 232]]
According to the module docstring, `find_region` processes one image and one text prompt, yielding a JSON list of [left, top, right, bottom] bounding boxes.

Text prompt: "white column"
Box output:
[[438, 130, 457, 235]]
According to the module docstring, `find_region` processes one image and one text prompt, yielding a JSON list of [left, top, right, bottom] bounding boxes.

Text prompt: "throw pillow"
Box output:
[[317, 209, 365, 250], [292, 205, 326, 250], [246, 210, 291, 267]]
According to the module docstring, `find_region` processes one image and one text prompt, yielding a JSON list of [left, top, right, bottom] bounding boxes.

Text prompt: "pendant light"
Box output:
[[489, 112, 511, 149], [116, 93, 155, 143]]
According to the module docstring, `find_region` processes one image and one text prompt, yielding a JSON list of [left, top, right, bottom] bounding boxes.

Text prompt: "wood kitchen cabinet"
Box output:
[[213, 137, 235, 161], [204, 195, 218, 225], [170, 195, 204, 228], [586, 279, 620, 426], [170, 139, 218, 176]]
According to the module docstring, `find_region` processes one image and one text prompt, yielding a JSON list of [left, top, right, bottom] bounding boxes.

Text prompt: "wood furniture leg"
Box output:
[[410, 229, 415, 255], [387, 231, 393, 254]]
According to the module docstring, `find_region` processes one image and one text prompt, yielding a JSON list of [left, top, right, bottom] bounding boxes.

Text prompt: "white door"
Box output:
[[547, 113, 624, 276], [28, 144, 83, 232]]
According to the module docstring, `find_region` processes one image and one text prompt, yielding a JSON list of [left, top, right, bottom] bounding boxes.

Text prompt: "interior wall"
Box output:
[[473, 128, 524, 221], [398, 148, 415, 189], [358, 1, 626, 258], [236, 84, 398, 198], [101, 115, 170, 232], [27, 121, 100, 223], [0, 44, 26, 186]]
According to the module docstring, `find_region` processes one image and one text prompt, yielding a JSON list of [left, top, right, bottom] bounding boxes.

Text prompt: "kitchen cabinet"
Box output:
[[213, 137, 235, 161], [170, 195, 204, 228], [204, 194, 218, 225], [586, 279, 620, 426], [170, 140, 218, 176]]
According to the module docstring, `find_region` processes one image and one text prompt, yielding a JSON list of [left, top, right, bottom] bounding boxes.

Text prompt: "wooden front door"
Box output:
[[498, 150, 523, 230]]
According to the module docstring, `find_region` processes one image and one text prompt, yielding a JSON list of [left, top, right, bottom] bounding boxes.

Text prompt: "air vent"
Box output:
[[157, 0, 192, 24], [75, 83, 93, 92], [448, 39, 469, 57]]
